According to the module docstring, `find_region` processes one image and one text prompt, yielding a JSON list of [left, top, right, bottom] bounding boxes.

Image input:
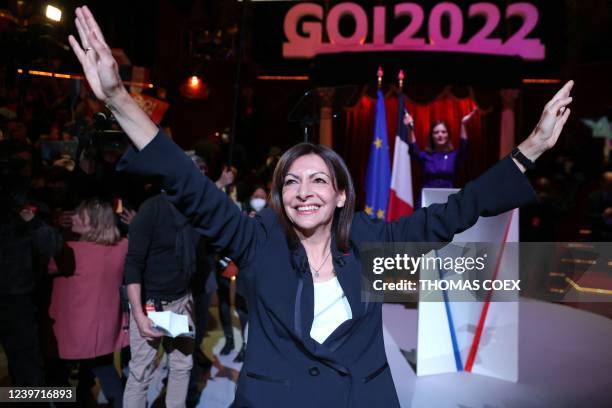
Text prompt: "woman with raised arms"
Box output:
[[69, 6, 572, 407], [405, 109, 476, 190]]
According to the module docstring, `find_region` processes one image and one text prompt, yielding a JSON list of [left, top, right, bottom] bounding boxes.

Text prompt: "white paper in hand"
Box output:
[[148, 311, 194, 338]]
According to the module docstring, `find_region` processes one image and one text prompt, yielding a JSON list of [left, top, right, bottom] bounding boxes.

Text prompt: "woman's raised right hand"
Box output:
[[68, 6, 125, 103], [68, 6, 158, 150]]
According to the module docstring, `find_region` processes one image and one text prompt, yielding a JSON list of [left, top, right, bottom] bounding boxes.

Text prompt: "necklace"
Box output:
[[310, 250, 331, 279]]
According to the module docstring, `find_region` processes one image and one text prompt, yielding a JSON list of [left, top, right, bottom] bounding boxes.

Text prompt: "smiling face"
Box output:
[[281, 154, 346, 238], [431, 123, 449, 149]]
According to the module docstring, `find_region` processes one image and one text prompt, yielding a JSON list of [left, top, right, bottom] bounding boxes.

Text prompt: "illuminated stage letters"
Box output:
[[283, 2, 545, 61]]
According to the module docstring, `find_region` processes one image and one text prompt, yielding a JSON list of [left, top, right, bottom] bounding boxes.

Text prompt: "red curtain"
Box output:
[[339, 88, 492, 208]]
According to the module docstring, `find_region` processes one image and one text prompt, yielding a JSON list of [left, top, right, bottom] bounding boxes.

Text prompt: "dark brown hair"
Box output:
[[426, 120, 454, 152], [269, 143, 355, 252]]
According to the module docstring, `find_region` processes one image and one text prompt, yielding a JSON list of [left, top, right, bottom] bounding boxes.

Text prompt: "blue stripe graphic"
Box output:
[[436, 250, 463, 371]]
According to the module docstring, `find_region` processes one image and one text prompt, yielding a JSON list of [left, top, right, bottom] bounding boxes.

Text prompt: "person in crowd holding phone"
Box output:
[[70, 6, 573, 406]]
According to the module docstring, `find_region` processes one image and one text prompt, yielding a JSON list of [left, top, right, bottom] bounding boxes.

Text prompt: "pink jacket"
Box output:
[[49, 239, 129, 360]]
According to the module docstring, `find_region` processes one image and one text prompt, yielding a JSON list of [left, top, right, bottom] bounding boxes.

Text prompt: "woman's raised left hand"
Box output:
[[520, 80, 574, 162]]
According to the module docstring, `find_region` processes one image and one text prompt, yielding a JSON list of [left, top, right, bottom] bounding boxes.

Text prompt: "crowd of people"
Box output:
[[0, 64, 275, 407]]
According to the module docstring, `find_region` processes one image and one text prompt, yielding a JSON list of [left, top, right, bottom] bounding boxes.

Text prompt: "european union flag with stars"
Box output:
[[364, 89, 391, 220]]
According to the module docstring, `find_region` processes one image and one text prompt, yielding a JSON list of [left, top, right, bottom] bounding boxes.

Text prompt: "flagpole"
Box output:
[[387, 69, 414, 221]]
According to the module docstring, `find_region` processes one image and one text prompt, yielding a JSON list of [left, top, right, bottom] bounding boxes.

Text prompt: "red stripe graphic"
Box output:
[[464, 212, 514, 372]]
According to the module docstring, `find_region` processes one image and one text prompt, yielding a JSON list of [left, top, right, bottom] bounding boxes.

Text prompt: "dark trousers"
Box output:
[[186, 290, 212, 406], [217, 276, 248, 340], [76, 354, 124, 408], [0, 295, 45, 386]]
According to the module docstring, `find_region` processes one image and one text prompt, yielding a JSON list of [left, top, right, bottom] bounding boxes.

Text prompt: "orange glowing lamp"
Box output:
[[189, 75, 201, 89]]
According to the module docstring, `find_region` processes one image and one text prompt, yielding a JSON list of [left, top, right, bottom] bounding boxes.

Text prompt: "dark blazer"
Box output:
[[119, 131, 536, 408]]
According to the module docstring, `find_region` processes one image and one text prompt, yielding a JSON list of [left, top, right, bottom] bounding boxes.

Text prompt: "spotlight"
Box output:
[[189, 75, 201, 89], [180, 75, 209, 100], [45, 4, 62, 22]]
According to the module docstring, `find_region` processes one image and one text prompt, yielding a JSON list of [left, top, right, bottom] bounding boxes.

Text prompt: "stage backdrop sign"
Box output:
[[417, 188, 519, 382], [283, 1, 545, 61]]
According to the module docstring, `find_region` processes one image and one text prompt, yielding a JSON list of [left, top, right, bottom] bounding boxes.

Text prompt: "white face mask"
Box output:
[[249, 197, 266, 212]]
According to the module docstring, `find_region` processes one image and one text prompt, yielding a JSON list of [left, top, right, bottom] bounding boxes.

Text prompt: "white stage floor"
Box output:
[[149, 299, 612, 407]]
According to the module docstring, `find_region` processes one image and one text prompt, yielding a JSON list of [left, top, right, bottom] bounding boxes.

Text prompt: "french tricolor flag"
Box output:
[[387, 94, 414, 221]]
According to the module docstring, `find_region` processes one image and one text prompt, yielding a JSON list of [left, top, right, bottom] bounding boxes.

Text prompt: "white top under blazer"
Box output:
[[310, 276, 353, 344]]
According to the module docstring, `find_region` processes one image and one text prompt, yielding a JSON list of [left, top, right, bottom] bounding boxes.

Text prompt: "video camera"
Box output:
[[76, 111, 129, 160]]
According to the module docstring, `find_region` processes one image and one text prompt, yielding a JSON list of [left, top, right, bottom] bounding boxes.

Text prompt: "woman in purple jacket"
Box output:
[[405, 110, 476, 189], [69, 6, 573, 407]]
